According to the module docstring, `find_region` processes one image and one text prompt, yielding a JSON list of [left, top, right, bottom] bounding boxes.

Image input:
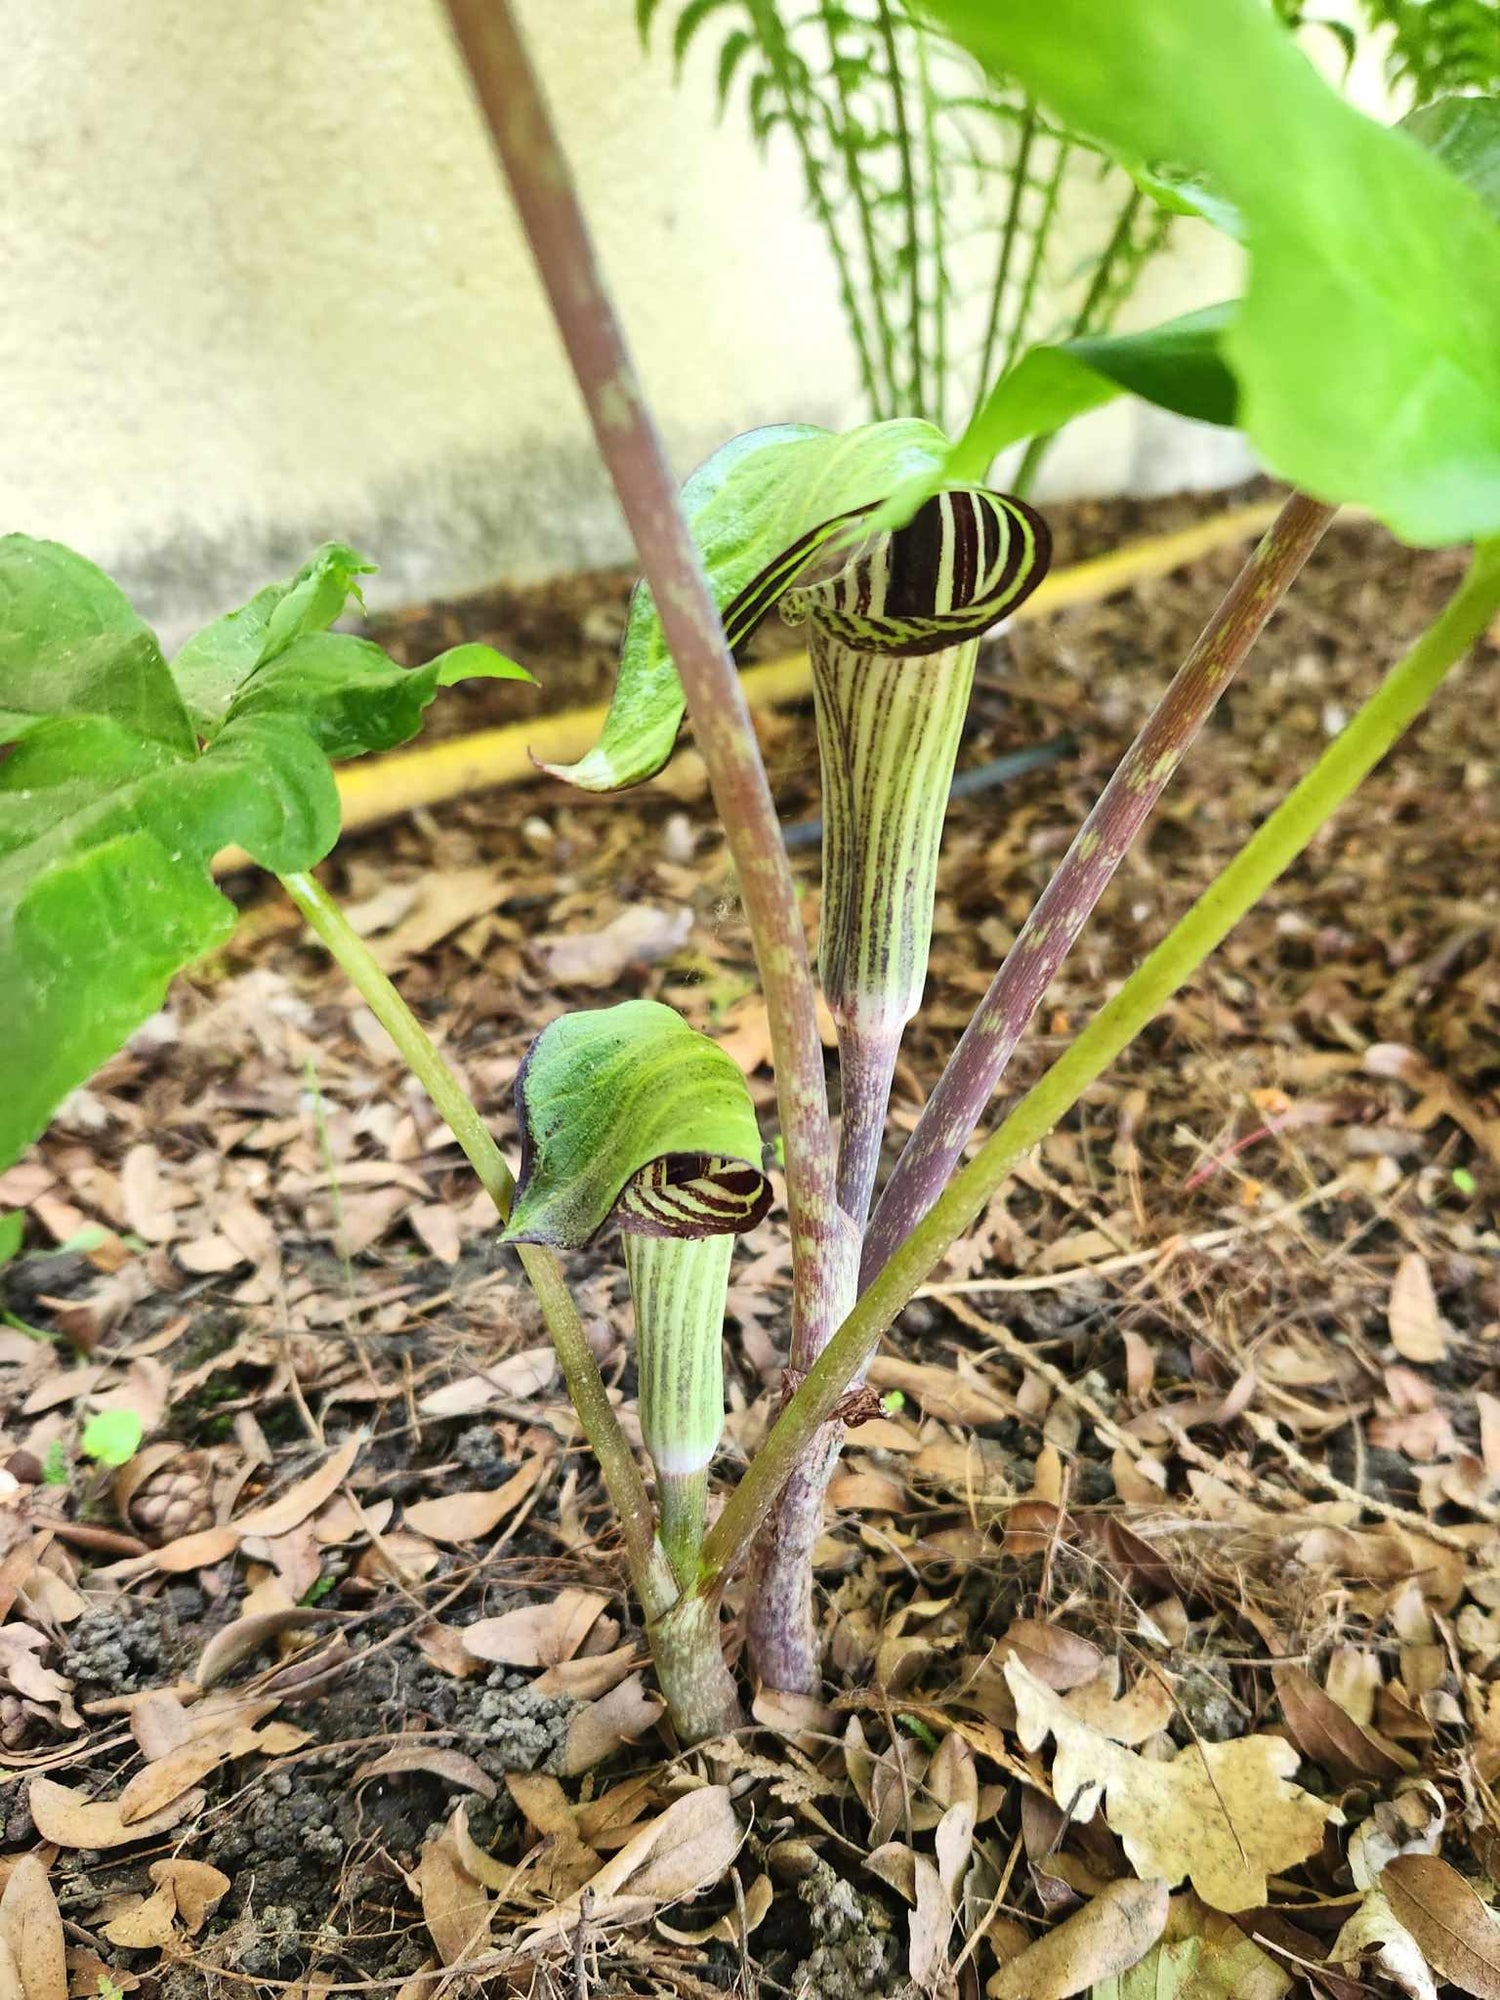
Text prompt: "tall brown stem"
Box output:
[[440, 0, 847, 1371], [864, 489, 1336, 1283]]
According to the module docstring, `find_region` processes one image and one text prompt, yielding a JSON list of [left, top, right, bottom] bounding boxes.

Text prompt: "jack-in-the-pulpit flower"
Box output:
[[504, 1000, 770, 1584], [776, 487, 1051, 1221]]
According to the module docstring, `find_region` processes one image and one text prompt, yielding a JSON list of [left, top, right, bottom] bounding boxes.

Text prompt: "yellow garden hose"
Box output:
[[216, 497, 1280, 872]]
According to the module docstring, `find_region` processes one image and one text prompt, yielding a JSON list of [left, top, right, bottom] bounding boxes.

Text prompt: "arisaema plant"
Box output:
[[5, 0, 1500, 1742]]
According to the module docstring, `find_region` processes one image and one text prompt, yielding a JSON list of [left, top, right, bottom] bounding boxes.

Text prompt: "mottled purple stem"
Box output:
[[863, 490, 1336, 1283], [441, 0, 844, 1376]]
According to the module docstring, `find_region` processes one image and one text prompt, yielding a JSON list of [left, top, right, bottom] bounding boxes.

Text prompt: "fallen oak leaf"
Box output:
[[533, 1643, 643, 1700], [461, 1588, 607, 1669], [117, 1724, 262, 1823], [1382, 1853, 1500, 1998], [28, 1775, 205, 1850], [355, 1745, 497, 1799], [194, 1604, 343, 1689], [1389, 1254, 1449, 1365], [521, 1786, 742, 1947], [402, 1461, 545, 1544], [1273, 1664, 1416, 1784], [657, 1871, 773, 1947], [0, 1853, 65, 2000], [997, 1617, 1105, 1691], [1006, 1660, 1337, 1914], [417, 1821, 492, 1969], [150, 1859, 229, 1935], [558, 1671, 665, 1775], [988, 1875, 1171, 1999], [150, 1526, 240, 1574], [231, 1434, 363, 1539]]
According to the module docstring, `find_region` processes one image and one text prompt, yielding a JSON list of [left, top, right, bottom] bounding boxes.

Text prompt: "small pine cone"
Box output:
[[126, 1454, 214, 1545], [0, 1694, 30, 1751]]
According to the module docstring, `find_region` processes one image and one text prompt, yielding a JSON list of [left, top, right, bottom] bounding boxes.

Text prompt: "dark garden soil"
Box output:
[[3, 482, 1499, 1998]]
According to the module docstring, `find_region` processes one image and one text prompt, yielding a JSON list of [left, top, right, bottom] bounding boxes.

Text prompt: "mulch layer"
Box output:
[[2, 480, 1498, 2000]]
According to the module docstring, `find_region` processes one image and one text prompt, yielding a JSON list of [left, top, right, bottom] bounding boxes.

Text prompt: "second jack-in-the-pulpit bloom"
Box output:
[[503, 1000, 770, 1584]]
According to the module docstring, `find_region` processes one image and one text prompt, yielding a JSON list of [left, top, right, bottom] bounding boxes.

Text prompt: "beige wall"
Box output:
[[0, 0, 1252, 635]]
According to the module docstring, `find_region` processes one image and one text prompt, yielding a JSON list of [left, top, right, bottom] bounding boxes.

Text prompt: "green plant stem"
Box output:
[[1000, 127, 1069, 379], [1012, 183, 1145, 498], [750, 0, 887, 415], [441, 0, 845, 1385], [916, 26, 948, 433], [818, 0, 901, 415], [877, 0, 924, 416], [704, 539, 1500, 1588], [865, 489, 1336, 1283], [280, 868, 677, 1623], [973, 95, 1037, 427]]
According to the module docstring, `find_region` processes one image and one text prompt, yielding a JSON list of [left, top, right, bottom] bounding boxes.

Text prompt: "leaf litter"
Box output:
[[0, 495, 1496, 1994]]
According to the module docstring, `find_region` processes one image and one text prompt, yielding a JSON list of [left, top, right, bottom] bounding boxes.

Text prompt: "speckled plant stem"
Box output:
[[441, 0, 853, 1739], [705, 538, 1500, 1586], [440, 0, 845, 1399], [862, 490, 1337, 1285]]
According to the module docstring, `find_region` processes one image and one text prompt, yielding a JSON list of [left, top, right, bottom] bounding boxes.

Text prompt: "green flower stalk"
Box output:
[[504, 1000, 771, 1600], [623, 1230, 733, 1584], [782, 486, 1052, 1227]]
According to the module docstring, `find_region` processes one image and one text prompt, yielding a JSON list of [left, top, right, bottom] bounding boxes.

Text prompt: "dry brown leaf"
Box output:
[[412, 1622, 481, 1681], [130, 1690, 196, 1761], [417, 1828, 491, 1968], [658, 1872, 773, 1946], [0, 1855, 66, 2000], [461, 1588, 606, 1668], [402, 1462, 544, 1545], [867, 1356, 1013, 1426], [152, 1526, 239, 1574], [101, 1886, 177, 1952], [232, 1435, 362, 1539], [988, 1876, 1171, 1999], [1273, 1664, 1416, 1784], [1332, 1888, 1438, 2000], [908, 1852, 953, 1991], [559, 1672, 665, 1775], [997, 1618, 1105, 1691], [1389, 1254, 1448, 1364], [533, 1643, 642, 1700], [28, 1775, 204, 1850], [505, 1773, 598, 1897], [522, 1786, 741, 1945], [150, 1859, 229, 1934], [1006, 1660, 1337, 1913], [355, 1745, 497, 1798], [117, 1725, 259, 1823], [534, 905, 692, 986], [64, 1947, 138, 1999], [450, 1801, 520, 1894], [0, 1937, 20, 2000], [194, 1605, 339, 1689], [1383, 1853, 1500, 1998], [1063, 1668, 1176, 1747]]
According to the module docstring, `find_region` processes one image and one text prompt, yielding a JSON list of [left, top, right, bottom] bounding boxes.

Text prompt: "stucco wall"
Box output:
[[0, 0, 1254, 634]]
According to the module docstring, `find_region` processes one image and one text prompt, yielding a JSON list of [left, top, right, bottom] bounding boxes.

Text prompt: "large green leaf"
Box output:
[[171, 541, 377, 737], [0, 538, 195, 751], [1, 539, 531, 1169], [1403, 95, 1500, 226], [504, 1000, 771, 1248], [542, 420, 950, 792], [921, 0, 1500, 546], [942, 304, 1238, 486]]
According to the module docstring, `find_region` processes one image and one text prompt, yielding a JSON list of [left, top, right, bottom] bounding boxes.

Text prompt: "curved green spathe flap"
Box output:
[[504, 1000, 771, 1248], [779, 486, 1052, 654], [540, 420, 950, 793]]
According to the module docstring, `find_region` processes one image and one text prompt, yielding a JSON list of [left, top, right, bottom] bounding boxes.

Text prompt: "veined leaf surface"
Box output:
[[920, 0, 1500, 545], [0, 537, 529, 1168], [542, 420, 949, 792], [505, 1000, 771, 1248]]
